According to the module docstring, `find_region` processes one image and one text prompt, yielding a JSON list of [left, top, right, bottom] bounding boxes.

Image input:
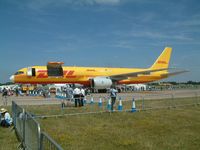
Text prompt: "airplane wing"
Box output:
[[110, 68, 168, 81], [160, 70, 189, 78]]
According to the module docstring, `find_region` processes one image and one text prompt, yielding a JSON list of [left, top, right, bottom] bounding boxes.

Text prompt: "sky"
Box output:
[[0, 0, 200, 83]]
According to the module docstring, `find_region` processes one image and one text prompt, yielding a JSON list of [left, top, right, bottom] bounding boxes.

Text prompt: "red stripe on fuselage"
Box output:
[[37, 73, 48, 78], [15, 81, 90, 85], [67, 70, 74, 76], [37, 70, 48, 78]]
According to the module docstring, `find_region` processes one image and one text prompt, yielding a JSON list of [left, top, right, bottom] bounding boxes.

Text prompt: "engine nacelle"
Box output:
[[90, 77, 112, 89]]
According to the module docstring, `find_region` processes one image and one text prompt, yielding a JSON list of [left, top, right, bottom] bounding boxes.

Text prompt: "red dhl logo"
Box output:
[[37, 70, 76, 78], [63, 70, 76, 78], [157, 60, 167, 64], [37, 70, 48, 78]]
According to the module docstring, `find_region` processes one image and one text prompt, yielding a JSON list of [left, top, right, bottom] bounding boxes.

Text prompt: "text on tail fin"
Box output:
[[150, 47, 172, 70]]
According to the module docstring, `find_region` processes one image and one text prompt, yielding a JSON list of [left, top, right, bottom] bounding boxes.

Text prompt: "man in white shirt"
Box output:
[[73, 88, 81, 107]]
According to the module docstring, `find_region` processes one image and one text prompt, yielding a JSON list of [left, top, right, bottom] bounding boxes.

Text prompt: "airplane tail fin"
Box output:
[[150, 47, 172, 73]]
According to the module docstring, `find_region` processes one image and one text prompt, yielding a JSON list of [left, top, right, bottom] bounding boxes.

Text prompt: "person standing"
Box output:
[[2, 88, 8, 106], [15, 88, 19, 96], [80, 88, 85, 106], [73, 87, 81, 107], [66, 87, 73, 102], [110, 86, 118, 112]]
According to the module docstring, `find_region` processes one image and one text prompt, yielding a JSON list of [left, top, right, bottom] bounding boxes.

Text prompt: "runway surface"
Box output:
[[1, 89, 200, 106]]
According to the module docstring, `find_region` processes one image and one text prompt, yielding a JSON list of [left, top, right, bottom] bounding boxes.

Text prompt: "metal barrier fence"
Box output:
[[24, 112, 41, 150], [12, 101, 63, 150], [40, 132, 63, 150], [43, 91, 200, 118], [12, 101, 24, 141]]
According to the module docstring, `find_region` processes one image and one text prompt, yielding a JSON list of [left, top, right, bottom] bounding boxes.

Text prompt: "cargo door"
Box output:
[[27, 67, 36, 77], [47, 62, 64, 77]]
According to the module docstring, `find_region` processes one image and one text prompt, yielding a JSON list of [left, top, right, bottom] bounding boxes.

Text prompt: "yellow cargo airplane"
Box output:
[[10, 47, 186, 89]]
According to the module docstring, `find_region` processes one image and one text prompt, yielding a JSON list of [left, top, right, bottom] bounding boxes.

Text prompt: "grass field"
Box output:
[[26, 97, 200, 150], [35, 106, 200, 150], [0, 106, 20, 150], [0, 127, 19, 150], [1, 97, 200, 150]]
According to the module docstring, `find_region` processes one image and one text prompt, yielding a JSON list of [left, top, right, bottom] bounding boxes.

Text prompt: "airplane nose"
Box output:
[[9, 75, 14, 82]]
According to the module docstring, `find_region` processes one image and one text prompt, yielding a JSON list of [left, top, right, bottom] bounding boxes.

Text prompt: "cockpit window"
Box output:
[[14, 71, 24, 75]]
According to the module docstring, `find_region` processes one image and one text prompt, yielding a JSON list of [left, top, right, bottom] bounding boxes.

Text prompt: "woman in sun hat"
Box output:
[[0, 108, 13, 127]]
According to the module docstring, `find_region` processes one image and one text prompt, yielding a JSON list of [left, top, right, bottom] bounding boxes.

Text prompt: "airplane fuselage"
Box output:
[[12, 66, 163, 85]]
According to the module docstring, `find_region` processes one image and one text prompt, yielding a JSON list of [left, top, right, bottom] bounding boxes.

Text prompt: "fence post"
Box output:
[[171, 93, 175, 108], [22, 109, 26, 150], [142, 96, 145, 110], [195, 92, 199, 105], [131, 97, 136, 112], [98, 96, 102, 108], [107, 97, 111, 111], [12, 101, 16, 126], [40, 133, 44, 150], [37, 122, 41, 150]]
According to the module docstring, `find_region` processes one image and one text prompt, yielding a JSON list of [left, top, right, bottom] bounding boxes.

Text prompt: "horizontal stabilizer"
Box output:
[[161, 70, 189, 78], [110, 68, 168, 81]]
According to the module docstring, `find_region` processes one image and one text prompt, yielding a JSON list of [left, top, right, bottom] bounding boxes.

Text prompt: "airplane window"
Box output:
[[14, 71, 24, 75]]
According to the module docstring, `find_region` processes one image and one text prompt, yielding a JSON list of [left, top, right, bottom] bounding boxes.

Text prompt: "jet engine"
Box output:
[[90, 77, 112, 89]]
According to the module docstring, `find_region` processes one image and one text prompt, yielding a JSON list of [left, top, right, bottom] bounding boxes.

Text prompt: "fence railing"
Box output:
[[12, 101, 63, 150], [30, 92, 200, 119], [40, 132, 63, 150]]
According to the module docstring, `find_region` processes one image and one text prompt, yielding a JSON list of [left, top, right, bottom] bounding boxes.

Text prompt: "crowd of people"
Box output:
[[60, 86, 118, 111], [72, 86, 118, 111], [1, 87, 22, 106]]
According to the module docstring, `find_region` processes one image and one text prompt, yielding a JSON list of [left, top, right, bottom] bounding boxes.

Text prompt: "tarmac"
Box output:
[[0, 89, 200, 106]]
